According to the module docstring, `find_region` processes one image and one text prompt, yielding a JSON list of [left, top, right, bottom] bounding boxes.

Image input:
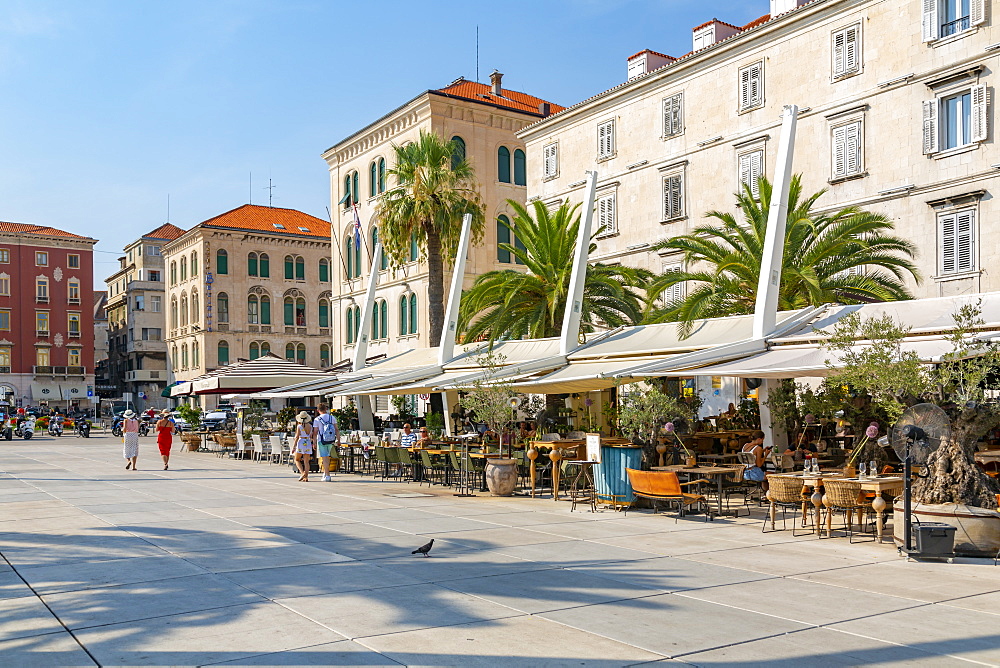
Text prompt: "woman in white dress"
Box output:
[[122, 410, 141, 470], [292, 411, 315, 482]]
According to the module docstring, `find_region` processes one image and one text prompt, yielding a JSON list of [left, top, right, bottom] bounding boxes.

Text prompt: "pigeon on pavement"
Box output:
[[411, 539, 434, 557]]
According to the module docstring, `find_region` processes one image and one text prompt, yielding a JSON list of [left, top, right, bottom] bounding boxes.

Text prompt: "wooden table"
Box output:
[[652, 465, 743, 516], [831, 476, 904, 543]]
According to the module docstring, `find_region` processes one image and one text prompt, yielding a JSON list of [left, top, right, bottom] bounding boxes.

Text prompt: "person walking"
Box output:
[[293, 411, 314, 482], [155, 410, 174, 470], [122, 410, 141, 470], [312, 403, 340, 482]]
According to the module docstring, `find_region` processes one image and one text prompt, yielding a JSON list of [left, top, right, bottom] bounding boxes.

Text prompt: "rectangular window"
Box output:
[[142, 327, 162, 341], [663, 93, 683, 138], [597, 120, 615, 160], [662, 173, 684, 220], [35, 251, 48, 266], [150, 295, 161, 313], [0, 249, 8, 263], [924, 85, 987, 154], [147, 245, 161, 256], [924, 0, 986, 41], [135, 295, 145, 311], [0, 274, 8, 296], [543, 143, 558, 179], [36, 278, 49, 302], [36, 311, 49, 334], [738, 149, 764, 199], [0, 347, 10, 369], [738, 61, 763, 111], [660, 262, 685, 304], [68, 313, 81, 336], [67, 254, 80, 268], [832, 24, 860, 78], [596, 194, 617, 237], [0, 309, 9, 331], [939, 209, 975, 274], [36, 347, 49, 367], [148, 270, 161, 282], [832, 121, 863, 178], [67, 281, 80, 302], [68, 348, 81, 367]]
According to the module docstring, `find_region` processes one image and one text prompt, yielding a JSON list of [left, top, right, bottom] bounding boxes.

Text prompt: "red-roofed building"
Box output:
[[0, 221, 97, 411], [163, 205, 336, 409], [321, 71, 562, 415]]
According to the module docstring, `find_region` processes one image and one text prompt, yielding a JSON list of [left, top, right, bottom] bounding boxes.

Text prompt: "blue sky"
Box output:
[[0, 0, 764, 287]]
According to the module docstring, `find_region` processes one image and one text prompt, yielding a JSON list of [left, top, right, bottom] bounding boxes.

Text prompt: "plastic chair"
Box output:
[[268, 435, 287, 465], [251, 434, 266, 462]]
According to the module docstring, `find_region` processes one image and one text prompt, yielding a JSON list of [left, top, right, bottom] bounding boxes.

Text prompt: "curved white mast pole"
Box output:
[[560, 171, 598, 356], [352, 242, 382, 431]]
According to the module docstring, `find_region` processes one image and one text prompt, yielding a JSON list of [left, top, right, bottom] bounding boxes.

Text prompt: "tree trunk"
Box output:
[[424, 223, 445, 348], [912, 407, 1000, 509]]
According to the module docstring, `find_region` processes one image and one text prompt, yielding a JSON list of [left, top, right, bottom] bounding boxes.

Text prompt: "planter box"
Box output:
[[893, 501, 1000, 557]]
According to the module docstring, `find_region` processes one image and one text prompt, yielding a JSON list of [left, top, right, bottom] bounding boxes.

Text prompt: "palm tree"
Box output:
[[459, 200, 652, 342], [647, 174, 920, 336], [377, 131, 485, 346]]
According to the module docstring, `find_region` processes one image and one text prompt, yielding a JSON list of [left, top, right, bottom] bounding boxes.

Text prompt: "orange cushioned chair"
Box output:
[[625, 469, 712, 522]]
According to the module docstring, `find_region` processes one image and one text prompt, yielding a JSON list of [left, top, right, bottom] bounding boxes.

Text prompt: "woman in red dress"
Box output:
[[156, 410, 175, 470]]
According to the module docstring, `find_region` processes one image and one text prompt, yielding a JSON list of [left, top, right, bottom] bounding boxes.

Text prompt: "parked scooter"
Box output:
[[14, 415, 36, 440], [48, 415, 64, 437], [74, 416, 90, 438]]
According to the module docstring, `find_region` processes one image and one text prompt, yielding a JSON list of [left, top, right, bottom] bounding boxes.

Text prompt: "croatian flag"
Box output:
[[352, 204, 362, 250]]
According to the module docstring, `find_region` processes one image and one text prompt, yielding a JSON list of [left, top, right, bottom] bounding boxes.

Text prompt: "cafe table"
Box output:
[[829, 476, 904, 543], [773, 471, 843, 535], [700, 453, 742, 463], [652, 465, 744, 517]]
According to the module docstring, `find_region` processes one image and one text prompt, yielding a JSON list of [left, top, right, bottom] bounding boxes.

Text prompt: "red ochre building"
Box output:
[[0, 222, 97, 410]]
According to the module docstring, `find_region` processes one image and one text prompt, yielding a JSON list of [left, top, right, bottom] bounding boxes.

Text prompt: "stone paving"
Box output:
[[1, 434, 998, 667]]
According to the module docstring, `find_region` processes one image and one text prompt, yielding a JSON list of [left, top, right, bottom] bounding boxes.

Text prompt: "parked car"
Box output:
[[168, 412, 190, 432], [200, 411, 235, 432]]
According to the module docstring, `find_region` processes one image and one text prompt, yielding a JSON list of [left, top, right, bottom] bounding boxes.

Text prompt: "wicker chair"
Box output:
[[763, 474, 811, 535], [822, 479, 874, 542]]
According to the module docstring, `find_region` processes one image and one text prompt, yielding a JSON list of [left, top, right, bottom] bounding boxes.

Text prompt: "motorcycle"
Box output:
[[74, 417, 90, 438], [112, 416, 148, 438], [48, 417, 64, 437], [14, 416, 35, 440], [1, 416, 11, 440], [111, 417, 123, 437]]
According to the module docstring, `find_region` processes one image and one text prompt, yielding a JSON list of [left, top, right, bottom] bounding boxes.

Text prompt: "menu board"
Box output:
[[586, 433, 601, 463]]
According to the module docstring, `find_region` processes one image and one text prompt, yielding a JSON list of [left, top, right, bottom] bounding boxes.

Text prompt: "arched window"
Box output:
[[497, 215, 512, 263], [260, 295, 271, 324], [190, 290, 199, 324], [320, 343, 331, 367], [171, 345, 178, 369], [249, 342, 260, 359], [192, 341, 199, 368], [180, 257, 187, 281], [217, 293, 229, 323], [248, 252, 258, 277], [346, 305, 361, 344], [296, 343, 306, 364], [181, 344, 188, 369], [345, 237, 361, 278], [217, 341, 229, 366], [170, 298, 178, 329], [371, 227, 388, 270], [285, 342, 296, 361], [179, 293, 188, 326], [369, 161, 378, 198], [399, 295, 409, 336], [261, 341, 270, 356], [498, 146, 511, 183], [295, 297, 306, 327], [378, 157, 386, 192], [343, 172, 360, 209], [319, 298, 330, 328], [353, 171, 359, 205], [319, 258, 330, 282], [248, 295, 259, 324], [371, 300, 380, 340], [514, 149, 526, 186], [170, 262, 177, 285], [190, 251, 198, 277], [216, 249, 228, 275], [409, 293, 418, 335], [450, 135, 466, 170], [284, 255, 294, 280], [379, 299, 388, 339], [294, 256, 305, 281], [259, 253, 270, 278], [408, 233, 419, 262]]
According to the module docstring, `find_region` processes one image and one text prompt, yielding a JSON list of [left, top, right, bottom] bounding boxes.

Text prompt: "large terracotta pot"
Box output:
[[485, 458, 518, 497], [893, 501, 1000, 556]]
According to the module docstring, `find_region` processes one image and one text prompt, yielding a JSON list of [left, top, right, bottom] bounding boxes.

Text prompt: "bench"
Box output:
[[625, 468, 714, 522]]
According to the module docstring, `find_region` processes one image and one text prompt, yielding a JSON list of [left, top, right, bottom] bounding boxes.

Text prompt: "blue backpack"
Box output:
[[319, 414, 339, 443]]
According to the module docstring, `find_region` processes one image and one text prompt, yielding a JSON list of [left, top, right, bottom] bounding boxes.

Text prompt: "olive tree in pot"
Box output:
[[176, 404, 203, 450], [458, 352, 518, 496], [823, 303, 1000, 555], [616, 383, 694, 468]]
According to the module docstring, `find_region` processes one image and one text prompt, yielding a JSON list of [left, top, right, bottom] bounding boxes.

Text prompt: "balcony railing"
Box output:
[[0, 366, 10, 373], [67, 366, 85, 375], [33, 365, 86, 376], [69, 330, 81, 338], [36, 330, 50, 337], [33, 365, 53, 374], [68, 297, 81, 304], [36, 295, 49, 303], [941, 16, 970, 37]]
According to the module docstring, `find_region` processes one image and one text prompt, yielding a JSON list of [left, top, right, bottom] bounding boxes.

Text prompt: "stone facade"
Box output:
[[104, 223, 184, 411], [163, 205, 334, 409], [322, 75, 562, 413]]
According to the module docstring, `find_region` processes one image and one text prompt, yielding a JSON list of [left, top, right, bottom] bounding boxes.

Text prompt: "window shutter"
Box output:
[[663, 175, 683, 219], [940, 213, 957, 273], [661, 263, 684, 303], [739, 67, 751, 109], [832, 125, 848, 177], [970, 85, 988, 143], [598, 121, 614, 158], [742, 62, 762, 108], [544, 144, 557, 177], [921, 0, 939, 42], [971, 0, 985, 26], [663, 93, 683, 137], [922, 99, 938, 154], [843, 25, 859, 73], [845, 122, 861, 175], [832, 29, 846, 76], [597, 195, 616, 235], [956, 211, 975, 272], [741, 150, 763, 199]]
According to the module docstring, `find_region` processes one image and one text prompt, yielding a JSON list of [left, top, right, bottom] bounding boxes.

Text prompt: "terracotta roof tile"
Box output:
[[433, 79, 564, 116], [195, 204, 329, 239], [143, 222, 186, 241], [742, 13, 771, 30], [0, 221, 94, 240], [627, 49, 673, 61]]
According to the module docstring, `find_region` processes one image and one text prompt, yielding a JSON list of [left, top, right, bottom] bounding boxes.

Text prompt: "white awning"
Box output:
[[508, 359, 648, 394]]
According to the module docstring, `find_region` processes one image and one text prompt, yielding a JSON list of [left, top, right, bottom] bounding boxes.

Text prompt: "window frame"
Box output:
[[830, 119, 864, 180], [662, 93, 684, 138], [596, 192, 618, 238], [938, 208, 977, 275], [543, 143, 559, 180], [924, 84, 988, 155], [35, 251, 48, 267], [513, 149, 527, 186], [737, 147, 765, 199], [738, 60, 764, 112], [597, 119, 616, 160], [67, 253, 81, 269], [661, 170, 685, 222], [0, 249, 9, 264], [831, 23, 862, 79], [923, 0, 985, 42]]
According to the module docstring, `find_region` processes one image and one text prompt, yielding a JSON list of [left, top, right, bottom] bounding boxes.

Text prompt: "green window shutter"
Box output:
[[259, 255, 269, 277], [286, 343, 295, 360], [379, 300, 387, 339], [409, 234, 419, 262], [450, 136, 466, 170], [319, 260, 329, 283], [217, 251, 228, 274], [344, 176, 351, 208], [371, 303, 379, 339], [514, 149, 526, 186], [319, 300, 329, 327], [297, 345, 306, 363], [249, 343, 259, 360], [409, 294, 418, 335], [352, 172, 359, 204], [260, 297, 271, 325], [284, 300, 293, 326], [514, 232, 526, 266], [369, 162, 377, 197], [497, 216, 511, 263], [378, 158, 386, 192], [320, 346, 330, 366], [497, 147, 511, 183], [353, 244, 361, 277], [217, 342, 229, 365], [248, 254, 257, 276], [284, 257, 293, 279], [346, 309, 354, 344], [399, 296, 408, 336], [295, 257, 305, 281]]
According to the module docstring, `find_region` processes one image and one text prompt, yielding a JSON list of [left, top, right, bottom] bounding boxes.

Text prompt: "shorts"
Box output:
[[317, 441, 338, 458]]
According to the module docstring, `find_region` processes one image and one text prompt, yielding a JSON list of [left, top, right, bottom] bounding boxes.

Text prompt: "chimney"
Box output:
[[692, 19, 740, 51], [538, 102, 551, 116], [627, 50, 675, 81], [490, 69, 503, 96]]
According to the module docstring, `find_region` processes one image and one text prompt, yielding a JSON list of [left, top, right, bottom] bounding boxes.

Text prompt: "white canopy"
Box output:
[[189, 354, 329, 395]]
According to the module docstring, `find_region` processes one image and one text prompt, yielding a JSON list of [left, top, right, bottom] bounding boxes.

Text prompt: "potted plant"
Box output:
[[176, 404, 203, 450], [458, 351, 519, 496], [616, 383, 693, 467]]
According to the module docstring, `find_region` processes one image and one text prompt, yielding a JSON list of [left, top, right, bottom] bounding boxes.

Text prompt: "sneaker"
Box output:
[[322, 475, 332, 482]]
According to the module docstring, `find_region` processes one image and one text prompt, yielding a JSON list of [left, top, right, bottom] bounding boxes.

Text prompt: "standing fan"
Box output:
[[889, 403, 951, 558]]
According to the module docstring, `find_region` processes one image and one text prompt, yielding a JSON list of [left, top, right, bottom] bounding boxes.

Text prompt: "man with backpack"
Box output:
[[313, 403, 340, 482]]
